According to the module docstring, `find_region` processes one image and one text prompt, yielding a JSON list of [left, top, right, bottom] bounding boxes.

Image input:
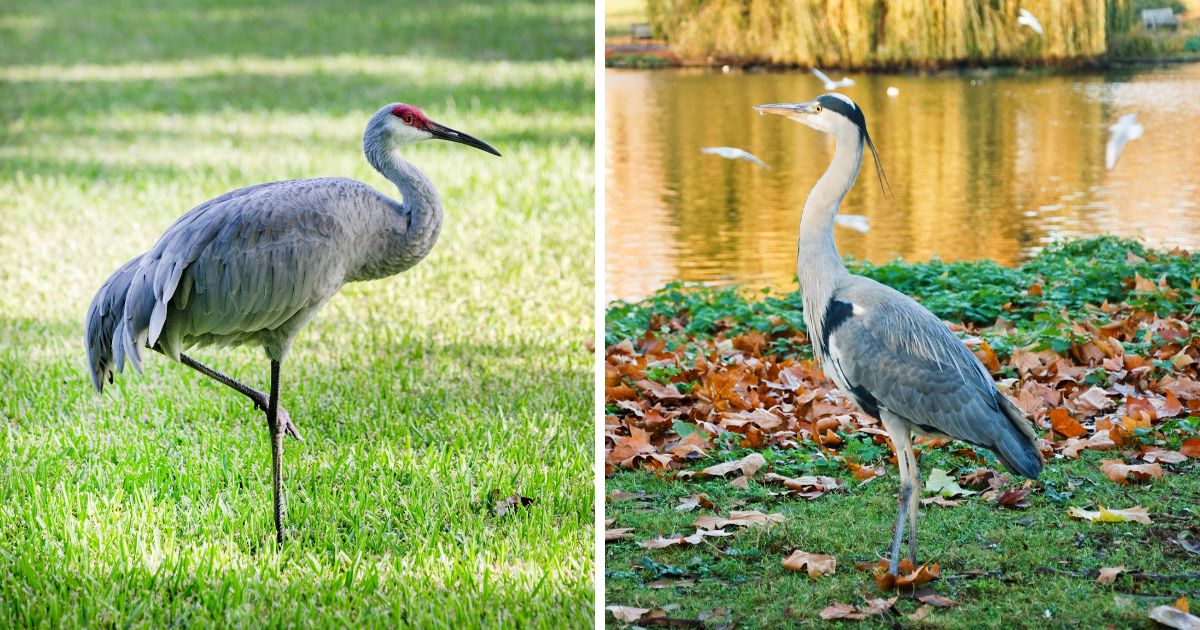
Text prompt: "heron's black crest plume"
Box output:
[[815, 94, 892, 198]]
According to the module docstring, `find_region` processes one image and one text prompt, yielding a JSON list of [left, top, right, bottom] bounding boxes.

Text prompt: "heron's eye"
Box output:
[[815, 105, 823, 113], [403, 114, 415, 125]]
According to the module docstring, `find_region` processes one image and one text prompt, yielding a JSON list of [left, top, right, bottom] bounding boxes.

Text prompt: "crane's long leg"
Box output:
[[267, 359, 285, 546], [177, 352, 302, 441], [880, 413, 915, 576]]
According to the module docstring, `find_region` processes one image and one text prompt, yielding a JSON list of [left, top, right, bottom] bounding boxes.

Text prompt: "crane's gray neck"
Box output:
[[362, 126, 443, 275], [797, 127, 863, 321]]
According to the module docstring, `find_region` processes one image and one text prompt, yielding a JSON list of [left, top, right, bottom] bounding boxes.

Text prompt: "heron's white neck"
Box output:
[[797, 127, 863, 320]]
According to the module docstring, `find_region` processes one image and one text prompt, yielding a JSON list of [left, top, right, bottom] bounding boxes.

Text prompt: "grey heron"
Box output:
[[754, 94, 1043, 576], [1018, 8, 1045, 36], [85, 103, 500, 545], [700, 146, 769, 168], [1106, 113, 1143, 170], [811, 67, 855, 91]]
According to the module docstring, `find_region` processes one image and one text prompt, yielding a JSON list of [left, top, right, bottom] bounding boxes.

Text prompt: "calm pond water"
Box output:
[[605, 63, 1200, 300]]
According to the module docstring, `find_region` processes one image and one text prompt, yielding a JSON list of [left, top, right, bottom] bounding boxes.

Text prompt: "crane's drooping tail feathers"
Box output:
[[992, 393, 1044, 479], [84, 256, 142, 393]]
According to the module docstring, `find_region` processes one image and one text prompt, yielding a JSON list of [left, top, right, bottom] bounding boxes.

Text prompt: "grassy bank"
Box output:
[[605, 238, 1200, 627], [0, 1, 593, 627]]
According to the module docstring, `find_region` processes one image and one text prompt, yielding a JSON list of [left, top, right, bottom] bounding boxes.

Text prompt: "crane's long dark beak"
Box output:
[[753, 101, 821, 118], [427, 121, 502, 157]]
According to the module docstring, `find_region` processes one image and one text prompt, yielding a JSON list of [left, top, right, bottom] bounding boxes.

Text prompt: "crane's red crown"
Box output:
[[390, 104, 430, 129]]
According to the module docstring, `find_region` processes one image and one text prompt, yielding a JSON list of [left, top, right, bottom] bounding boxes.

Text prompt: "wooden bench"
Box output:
[[1142, 7, 1180, 29], [630, 23, 653, 40]]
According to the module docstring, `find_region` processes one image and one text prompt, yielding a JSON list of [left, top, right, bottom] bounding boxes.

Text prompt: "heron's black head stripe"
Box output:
[[816, 94, 867, 137], [815, 94, 892, 197]]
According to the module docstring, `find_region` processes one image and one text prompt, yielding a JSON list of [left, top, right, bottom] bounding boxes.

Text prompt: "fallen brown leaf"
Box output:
[[781, 550, 836, 577], [493, 492, 535, 516], [1096, 566, 1125, 584], [994, 487, 1031, 508], [700, 453, 766, 478], [1100, 459, 1163, 485], [1049, 408, 1087, 439], [870, 559, 941, 591], [1068, 505, 1152, 524], [694, 510, 784, 531], [607, 606, 649, 622], [1148, 604, 1200, 630], [606, 527, 634, 543]]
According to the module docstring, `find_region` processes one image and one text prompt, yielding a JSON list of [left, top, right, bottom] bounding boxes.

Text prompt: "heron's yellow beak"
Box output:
[[753, 101, 821, 118]]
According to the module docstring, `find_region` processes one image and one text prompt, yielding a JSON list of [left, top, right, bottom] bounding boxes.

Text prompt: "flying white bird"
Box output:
[[701, 147, 769, 168], [835, 214, 870, 233], [811, 67, 855, 90], [886, 86, 900, 98], [1018, 8, 1044, 36], [1106, 113, 1144, 170]]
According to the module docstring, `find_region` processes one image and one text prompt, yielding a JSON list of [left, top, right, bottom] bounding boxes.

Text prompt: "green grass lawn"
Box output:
[[0, 1, 594, 627], [606, 454, 1200, 628]]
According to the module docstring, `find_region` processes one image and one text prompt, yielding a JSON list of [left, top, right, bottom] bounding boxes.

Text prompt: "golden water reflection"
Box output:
[[605, 64, 1200, 300]]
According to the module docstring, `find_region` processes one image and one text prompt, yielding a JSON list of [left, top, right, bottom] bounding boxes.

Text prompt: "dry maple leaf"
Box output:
[[1181, 438, 1200, 458], [818, 603, 862, 621], [1140, 447, 1188, 464], [921, 496, 962, 508], [606, 606, 649, 622], [870, 559, 941, 591], [1049, 408, 1088, 439], [700, 452, 766, 478], [606, 527, 634, 543], [994, 487, 1031, 508], [781, 550, 836, 577], [915, 589, 956, 607], [1147, 605, 1200, 630], [1096, 566, 1125, 584], [1100, 460, 1163, 485], [694, 510, 784, 530], [1068, 505, 1152, 524]]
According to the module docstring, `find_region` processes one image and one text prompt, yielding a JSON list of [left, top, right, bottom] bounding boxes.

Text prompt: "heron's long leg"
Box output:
[[177, 353, 302, 440], [881, 413, 914, 576], [268, 359, 285, 546], [904, 438, 921, 565]]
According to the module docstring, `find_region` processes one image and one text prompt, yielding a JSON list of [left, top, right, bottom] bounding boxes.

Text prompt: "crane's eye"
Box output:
[[403, 114, 415, 125]]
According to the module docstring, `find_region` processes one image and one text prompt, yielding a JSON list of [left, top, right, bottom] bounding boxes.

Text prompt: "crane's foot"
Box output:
[[250, 395, 303, 441]]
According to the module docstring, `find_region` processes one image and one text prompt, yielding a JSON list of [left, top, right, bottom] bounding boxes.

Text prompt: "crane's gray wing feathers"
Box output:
[[116, 179, 354, 370], [824, 276, 1043, 478], [84, 255, 142, 392]]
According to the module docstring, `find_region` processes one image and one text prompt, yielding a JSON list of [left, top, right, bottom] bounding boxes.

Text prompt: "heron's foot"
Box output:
[[250, 395, 303, 441]]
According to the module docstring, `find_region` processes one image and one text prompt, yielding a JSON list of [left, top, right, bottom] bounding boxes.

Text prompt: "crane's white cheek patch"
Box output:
[[852, 303, 865, 316]]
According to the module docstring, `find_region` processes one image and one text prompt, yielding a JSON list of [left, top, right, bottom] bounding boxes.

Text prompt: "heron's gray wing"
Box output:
[[822, 276, 1041, 476], [118, 179, 354, 368]]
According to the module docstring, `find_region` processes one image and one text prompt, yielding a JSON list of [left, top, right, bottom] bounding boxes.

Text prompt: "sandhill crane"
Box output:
[[85, 103, 500, 545], [700, 146, 769, 168], [754, 94, 1043, 576]]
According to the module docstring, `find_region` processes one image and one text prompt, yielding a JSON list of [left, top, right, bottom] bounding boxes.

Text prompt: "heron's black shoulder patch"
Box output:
[[819, 298, 855, 356], [849, 384, 880, 418]]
